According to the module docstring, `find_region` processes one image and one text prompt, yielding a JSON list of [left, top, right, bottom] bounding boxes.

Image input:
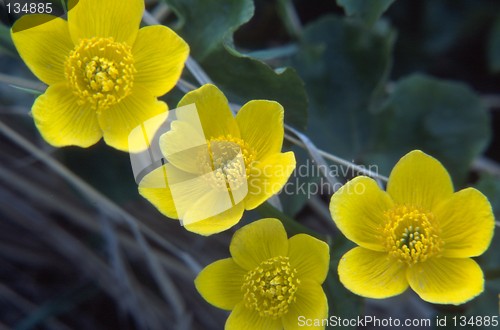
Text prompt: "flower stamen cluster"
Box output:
[[241, 256, 300, 319], [383, 205, 443, 264], [65, 37, 136, 111], [198, 135, 256, 192]]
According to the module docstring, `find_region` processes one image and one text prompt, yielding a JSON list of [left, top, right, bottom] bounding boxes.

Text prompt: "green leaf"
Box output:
[[201, 44, 308, 130], [476, 174, 500, 219], [61, 143, 139, 203], [369, 74, 491, 185], [161, 0, 308, 129], [162, 0, 254, 59], [325, 236, 362, 329], [278, 147, 321, 216], [256, 202, 324, 240], [292, 16, 395, 158], [488, 15, 500, 72], [0, 23, 16, 57], [474, 174, 500, 271], [336, 0, 396, 26]]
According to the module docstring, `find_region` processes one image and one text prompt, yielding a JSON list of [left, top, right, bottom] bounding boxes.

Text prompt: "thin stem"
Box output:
[[244, 44, 299, 61], [185, 56, 213, 85], [482, 94, 500, 110], [143, 4, 389, 183], [0, 121, 195, 326], [142, 9, 159, 25], [0, 73, 46, 92], [472, 157, 500, 177], [277, 0, 303, 39], [151, 2, 172, 22], [176, 78, 198, 93], [0, 120, 201, 274], [284, 130, 389, 182], [59, 0, 67, 14]]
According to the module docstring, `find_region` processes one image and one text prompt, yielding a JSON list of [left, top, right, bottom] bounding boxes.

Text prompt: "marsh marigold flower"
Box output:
[[138, 84, 296, 235], [329, 150, 494, 305], [195, 218, 329, 330], [11, 0, 189, 151]]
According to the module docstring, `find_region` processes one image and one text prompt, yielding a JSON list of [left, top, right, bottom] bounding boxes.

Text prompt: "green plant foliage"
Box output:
[[488, 15, 500, 72], [201, 44, 308, 130], [61, 143, 138, 203], [371, 74, 491, 185], [162, 0, 309, 130], [336, 0, 396, 26], [0, 24, 15, 56], [293, 16, 395, 158], [162, 0, 254, 59], [325, 238, 362, 329], [475, 175, 500, 270]]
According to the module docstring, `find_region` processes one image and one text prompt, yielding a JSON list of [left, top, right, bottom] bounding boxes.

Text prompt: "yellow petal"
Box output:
[[329, 176, 394, 251], [68, 0, 143, 44], [98, 86, 167, 152], [133, 25, 189, 96], [11, 15, 73, 85], [32, 83, 101, 147], [226, 302, 282, 330], [282, 280, 328, 330], [138, 165, 178, 219], [435, 188, 494, 258], [230, 218, 288, 270], [183, 189, 237, 227], [245, 152, 296, 210], [157, 163, 228, 220], [387, 150, 454, 211], [407, 257, 484, 305], [236, 100, 284, 160], [184, 202, 245, 236], [159, 106, 207, 174], [127, 111, 168, 153], [288, 234, 330, 284], [194, 258, 245, 310], [177, 84, 239, 140], [338, 247, 408, 299]]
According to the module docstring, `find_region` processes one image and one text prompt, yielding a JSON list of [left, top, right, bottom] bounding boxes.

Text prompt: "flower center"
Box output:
[[241, 256, 300, 319], [198, 135, 256, 192], [383, 205, 443, 264], [65, 37, 136, 111]]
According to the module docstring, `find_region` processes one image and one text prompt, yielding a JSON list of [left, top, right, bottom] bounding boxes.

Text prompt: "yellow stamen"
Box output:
[[241, 256, 300, 319], [383, 205, 443, 264], [65, 37, 136, 111], [198, 135, 256, 192]]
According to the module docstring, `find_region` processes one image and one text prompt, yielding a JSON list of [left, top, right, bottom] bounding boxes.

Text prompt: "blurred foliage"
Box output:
[[202, 45, 308, 130], [369, 74, 491, 185], [336, 0, 396, 27], [163, 0, 309, 129], [162, 0, 254, 60], [431, 174, 500, 329], [293, 16, 394, 158], [489, 15, 500, 73]]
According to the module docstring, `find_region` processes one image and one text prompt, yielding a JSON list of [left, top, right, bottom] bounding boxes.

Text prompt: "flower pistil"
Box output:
[[383, 205, 443, 264]]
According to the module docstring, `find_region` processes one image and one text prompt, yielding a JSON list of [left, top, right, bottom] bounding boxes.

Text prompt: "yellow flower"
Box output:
[[11, 0, 189, 151], [329, 150, 495, 305], [139, 84, 296, 235], [195, 218, 329, 330]]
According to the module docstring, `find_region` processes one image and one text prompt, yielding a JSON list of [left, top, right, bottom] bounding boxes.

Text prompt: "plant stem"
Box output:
[[0, 120, 201, 275], [0, 73, 46, 92]]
